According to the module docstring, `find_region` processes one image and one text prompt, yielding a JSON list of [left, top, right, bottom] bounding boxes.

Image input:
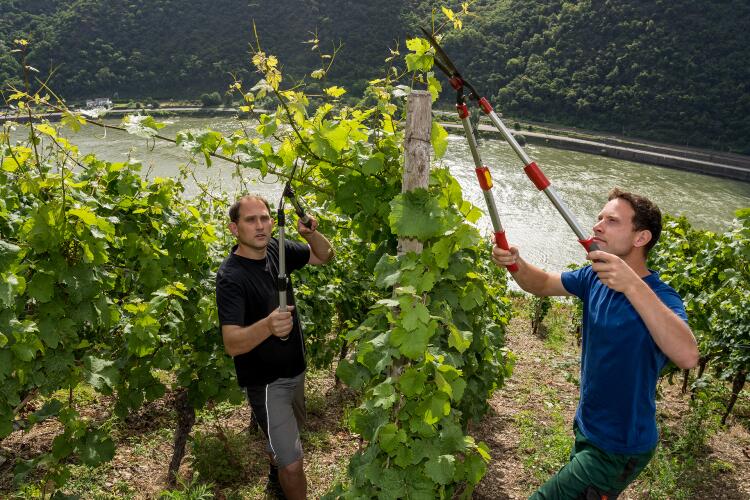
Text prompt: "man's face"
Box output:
[[229, 198, 274, 254], [592, 198, 650, 257]]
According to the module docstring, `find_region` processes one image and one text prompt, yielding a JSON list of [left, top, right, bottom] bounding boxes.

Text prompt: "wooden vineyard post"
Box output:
[[388, 90, 432, 382], [399, 90, 432, 256]]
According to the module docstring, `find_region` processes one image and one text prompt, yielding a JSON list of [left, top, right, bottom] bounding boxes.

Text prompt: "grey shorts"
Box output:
[[245, 372, 306, 468]]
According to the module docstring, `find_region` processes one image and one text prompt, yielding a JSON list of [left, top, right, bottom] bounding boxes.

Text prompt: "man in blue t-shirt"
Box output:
[[492, 188, 699, 499]]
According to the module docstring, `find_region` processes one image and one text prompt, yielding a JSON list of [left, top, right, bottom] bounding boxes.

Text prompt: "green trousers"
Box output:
[[529, 424, 655, 500]]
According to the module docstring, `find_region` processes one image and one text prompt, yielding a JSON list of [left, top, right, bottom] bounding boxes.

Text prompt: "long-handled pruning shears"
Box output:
[[277, 161, 314, 340], [420, 27, 599, 255]]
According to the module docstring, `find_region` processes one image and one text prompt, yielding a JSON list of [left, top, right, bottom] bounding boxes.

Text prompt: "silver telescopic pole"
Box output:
[[278, 225, 287, 312], [419, 27, 596, 252], [277, 200, 290, 341], [480, 100, 599, 251], [457, 102, 518, 272]]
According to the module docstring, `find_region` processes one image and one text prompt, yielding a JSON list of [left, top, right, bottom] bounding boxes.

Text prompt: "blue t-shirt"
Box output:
[[561, 265, 688, 454]]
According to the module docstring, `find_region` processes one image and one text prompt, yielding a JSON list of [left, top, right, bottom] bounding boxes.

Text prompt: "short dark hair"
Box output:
[[228, 195, 272, 223], [608, 187, 662, 253]]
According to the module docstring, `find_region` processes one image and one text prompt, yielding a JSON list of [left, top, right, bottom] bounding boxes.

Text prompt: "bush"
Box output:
[[529, 295, 551, 337], [189, 429, 248, 485], [159, 476, 214, 500], [200, 92, 222, 107]]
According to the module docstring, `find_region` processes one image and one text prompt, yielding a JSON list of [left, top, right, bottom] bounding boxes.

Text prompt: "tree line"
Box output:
[[1, 0, 749, 153]]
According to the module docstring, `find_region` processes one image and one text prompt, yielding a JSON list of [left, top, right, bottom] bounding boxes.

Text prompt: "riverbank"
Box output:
[[4, 105, 749, 182]]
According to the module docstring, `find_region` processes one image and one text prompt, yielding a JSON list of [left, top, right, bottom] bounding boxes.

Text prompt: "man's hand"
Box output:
[[588, 250, 642, 293], [300, 216, 334, 265], [267, 306, 295, 338], [298, 216, 318, 237], [491, 244, 520, 270], [491, 243, 570, 296]]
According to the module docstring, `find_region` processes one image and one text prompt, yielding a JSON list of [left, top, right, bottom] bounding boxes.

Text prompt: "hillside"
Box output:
[[1, 0, 748, 153]]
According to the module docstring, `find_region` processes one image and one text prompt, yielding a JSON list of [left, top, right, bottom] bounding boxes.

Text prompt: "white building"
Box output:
[[85, 98, 112, 108]]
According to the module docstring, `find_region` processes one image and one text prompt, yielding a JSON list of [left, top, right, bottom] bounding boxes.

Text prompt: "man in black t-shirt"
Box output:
[[215, 195, 334, 500]]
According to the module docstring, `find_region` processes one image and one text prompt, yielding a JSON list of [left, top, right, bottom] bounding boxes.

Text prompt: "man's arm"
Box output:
[[492, 245, 571, 297], [221, 306, 295, 357], [588, 250, 699, 370], [298, 216, 334, 265]]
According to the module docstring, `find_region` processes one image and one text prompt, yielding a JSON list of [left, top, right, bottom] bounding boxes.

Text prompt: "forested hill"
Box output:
[[1, 0, 749, 154]]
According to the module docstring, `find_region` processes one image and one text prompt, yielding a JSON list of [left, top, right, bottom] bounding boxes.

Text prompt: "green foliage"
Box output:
[[1, 0, 748, 151], [330, 169, 513, 498], [1, 11, 514, 495], [189, 429, 249, 486], [199, 92, 222, 107], [650, 212, 750, 417], [515, 407, 571, 484], [295, 224, 386, 370], [529, 296, 551, 337], [238, 27, 512, 497], [0, 0, 410, 100], [639, 390, 722, 498], [160, 476, 215, 500], [416, 0, 750, 153], [0, 106, 240, 488]]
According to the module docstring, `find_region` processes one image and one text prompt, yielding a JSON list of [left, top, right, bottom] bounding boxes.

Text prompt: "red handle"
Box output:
[[578, 237, 600, 252], [495, 231, 519, 273]]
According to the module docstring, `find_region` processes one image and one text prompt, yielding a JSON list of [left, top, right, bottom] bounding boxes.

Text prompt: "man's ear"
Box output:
[[229, 221, 238, 237], [633, 229, 652, 249]]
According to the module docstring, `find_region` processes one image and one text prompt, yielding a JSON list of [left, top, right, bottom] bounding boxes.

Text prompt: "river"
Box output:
[[48, 115, 750, 272]]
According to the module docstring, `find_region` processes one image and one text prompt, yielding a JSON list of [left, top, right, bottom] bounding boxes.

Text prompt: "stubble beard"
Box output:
[[238, 232, 270, 254]]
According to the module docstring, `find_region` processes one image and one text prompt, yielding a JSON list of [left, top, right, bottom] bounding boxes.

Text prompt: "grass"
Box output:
[[301, 429, 331, 452], [50, 382, 100, 407], [508, 298, 576, 492], [125, 427, 173, 458], [61, 462, 137, 499], [189, 427, 252, 487], [542, 301, 577, 354], [633, 383, 738, 498], [515, 408, 571, 485], [195, 399, 243, 424], [158, 476, 215, 499]]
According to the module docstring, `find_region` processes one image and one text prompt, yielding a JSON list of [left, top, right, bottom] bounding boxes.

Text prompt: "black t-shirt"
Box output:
[[215, 238, 310, 387]]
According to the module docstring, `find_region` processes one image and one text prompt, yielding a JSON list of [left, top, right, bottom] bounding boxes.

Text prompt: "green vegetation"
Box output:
[[1, 4, 748, 497], [2, 0, 749, 152], [528, 295, 551, 337], [515, 401, 571, 483], [650, 210, 750, 423], [0, 14, 512, 496], [438, 0, 750, 153], [159, 477, 215, 500], [199, 92, 222, 107], [189, 428, 250, 486], [637, 386, 727, 499]]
